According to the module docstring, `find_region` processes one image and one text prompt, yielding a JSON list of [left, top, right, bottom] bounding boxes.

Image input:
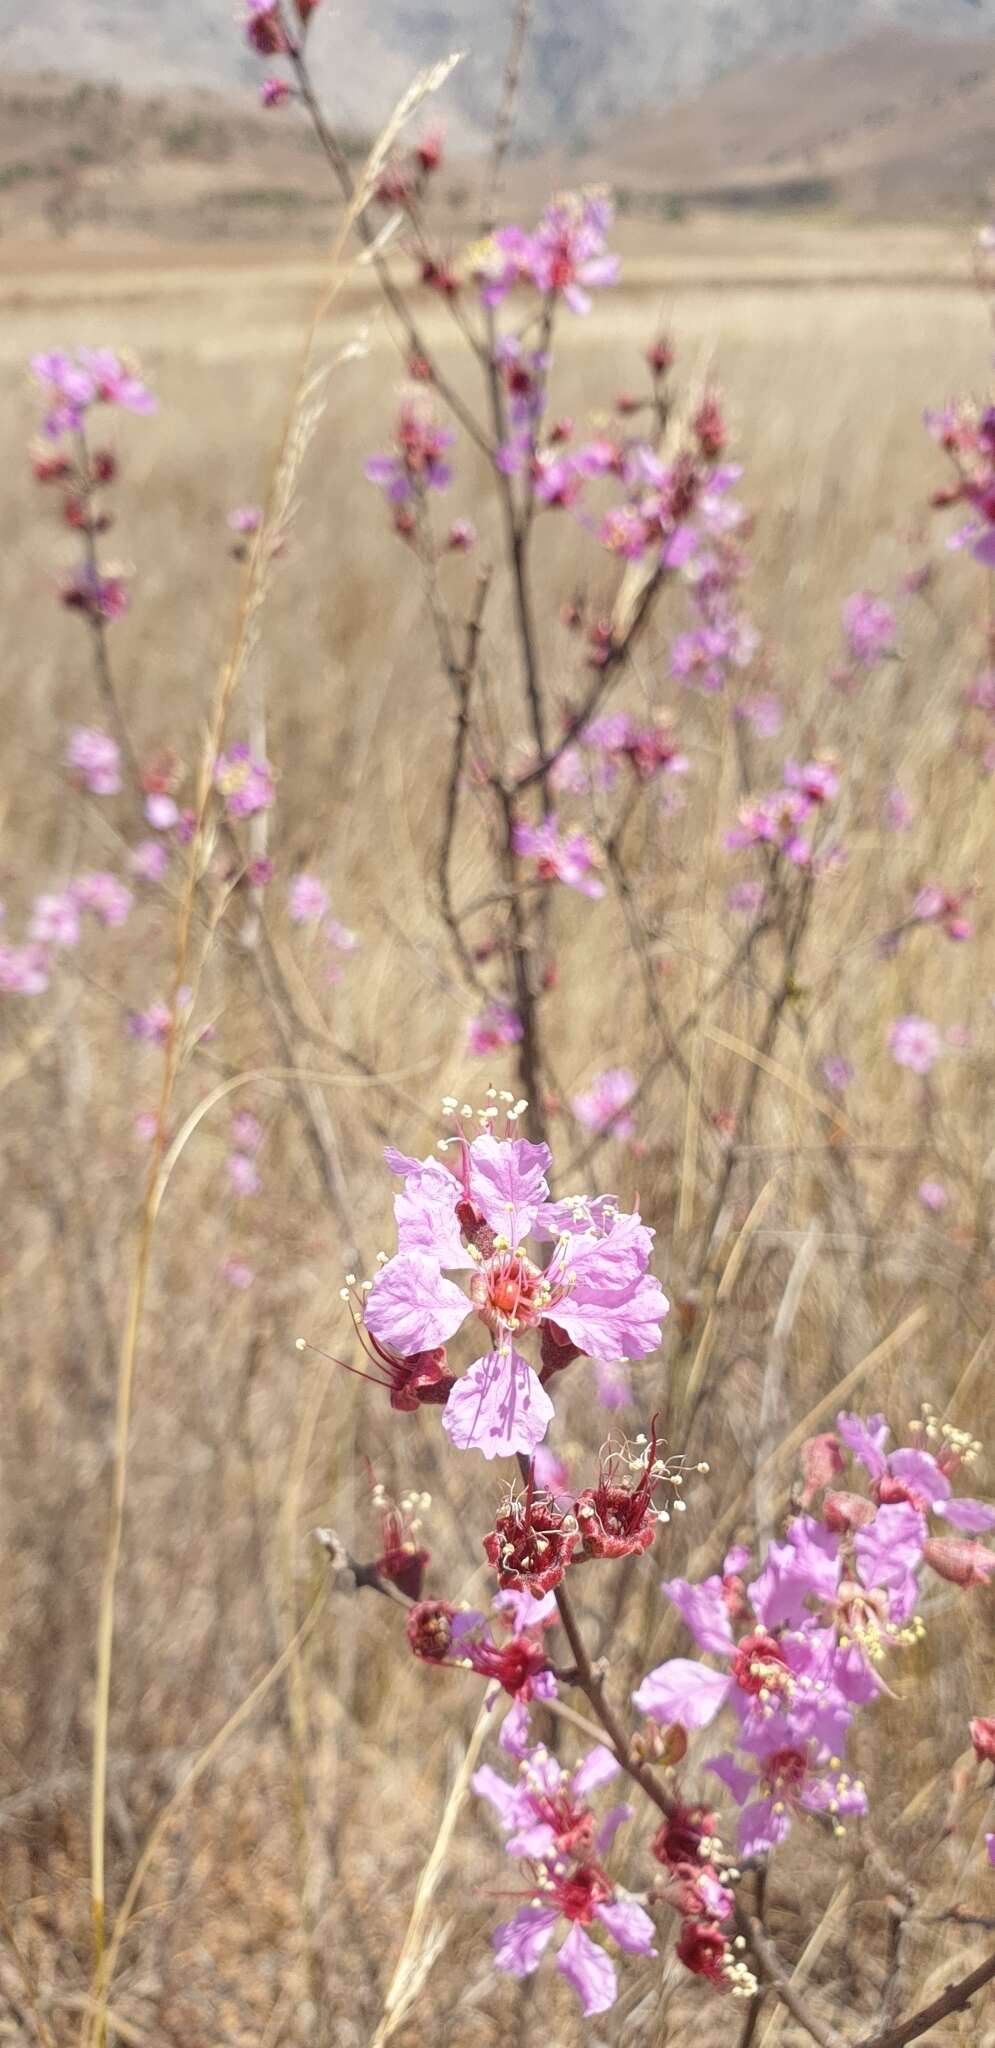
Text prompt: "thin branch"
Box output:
[[857, 1947, 995, 2048]]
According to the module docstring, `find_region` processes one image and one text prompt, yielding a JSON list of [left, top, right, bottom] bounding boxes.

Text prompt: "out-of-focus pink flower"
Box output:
[[130, 839, 170, 883], [446, 517, 477, 552], [571, 1068, 636, 1138], [726, 880, 766, 917], [884, 784, 915, 831], [466, 1000, 523, 1057], [888, 1016, 940, 1076], [231, 1109, 263, 1153], [72, 872, 133, 927], [326, 917, 359, 951], [222, 1256, 255, 1288], [244, 0, 291, 54], [0, 944, 50, 995], [289, 873, 329, 924], [214, 744, 275, 818], [228, 504, 263, 533], [29, 892, 80, 948], [260, 77, 291, 106], [822, 1055, 852, 1092], [228, 1152, 261, 1199], [61, 567, 130, 621], [842, 591, 896, 666], [918, 1180, 948, 1213], [513, 814, 605, 898], [365, 396, 455, 503], [145, 793, 180, 831], [66, 725, 122, 796]]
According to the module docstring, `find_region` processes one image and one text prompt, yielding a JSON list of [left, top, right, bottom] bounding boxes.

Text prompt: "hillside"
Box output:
[[578, 28, 995, 219], [3, 0, 995, 155]]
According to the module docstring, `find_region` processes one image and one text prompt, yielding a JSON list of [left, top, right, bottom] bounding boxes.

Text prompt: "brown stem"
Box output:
[[74, 425, 143, 801], [480, 0, 533, 235], [435, 567, 494, 995], [737, 1912, 848, 2048], [290, 51, 491, 458], [856, 1947, 995, 2048]]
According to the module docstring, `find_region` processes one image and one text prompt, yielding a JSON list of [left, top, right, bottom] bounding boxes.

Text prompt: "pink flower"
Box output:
[[222, 1257, 255, 1288], [66, 726, 122, 796], [228, 504, 263, 533], [822, 1055, 852, 1092], [288, 873, 329, 924], [130, 840, 170, 883], [512, 814, 605, 897], [912, 884, 973, 942], [61, 568, 130, 621], [884, 784, 915, 831], [244, 0, 291, 54], [918, 1180, 948, 1213], [28, 892, 80, 948], [466, 1001, 523, 1058], [570, 1068, 637, 1138], [145, 793, 179, 831], [0, 943, 50, 995], [362, 1124, 668, 1459], [260, 77, 291, 107], [31, 346, 155, 433], [447, 517, 477, 552], [228, 1152, 261, 1199], [726, 880, 766, 917], [365, 397, 455, 503], [72, 872, 133, 927], [325, 916, 359, 952], [888, 1016, 940, 1076], [214, 744, 275, 818], [231, 1109, 263, 1153], [842, 591, 896, 666]]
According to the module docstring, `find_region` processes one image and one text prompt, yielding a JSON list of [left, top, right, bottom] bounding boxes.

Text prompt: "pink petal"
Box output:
[[468, 1134, 551, 1242], [556, 1924, 617, 2015], [595, 1899, 656, 1956], [364, 1251, 469, 1355], [661, 1575, 735, 1655], [632, 1658, 731, 1729], [493, 1906, 559, 1978], [442, 1347, 554, 1459]]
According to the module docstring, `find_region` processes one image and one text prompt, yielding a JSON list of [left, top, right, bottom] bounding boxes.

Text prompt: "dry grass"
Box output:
[[2, 227, 995, 2046]]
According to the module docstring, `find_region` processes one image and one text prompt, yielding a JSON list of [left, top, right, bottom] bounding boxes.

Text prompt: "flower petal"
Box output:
[[661, 1574, 736, 1655], [364, 1251, 469, 1355], [493, 1906, 559, 1978], [468, 1134, 551, 1242], [556, 1923, 617, 2015], [595, 1898, 656, 1956], [632, 1658, 731, 1729], [442, 1347, 554, 1459]]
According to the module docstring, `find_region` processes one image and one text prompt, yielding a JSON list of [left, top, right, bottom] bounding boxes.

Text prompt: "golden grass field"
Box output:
[[2, 216, 995, 2046]]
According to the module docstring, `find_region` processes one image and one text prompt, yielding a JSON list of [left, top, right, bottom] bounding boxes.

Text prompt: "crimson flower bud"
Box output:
[[970, 1716, 995, 1764], [406, 1599, 457, 1662], [799, 1431, 845, 1502], [676, 1920, 730, 1986], [824, 1489, 877, 1533], [923, 1538, 995, 1587]]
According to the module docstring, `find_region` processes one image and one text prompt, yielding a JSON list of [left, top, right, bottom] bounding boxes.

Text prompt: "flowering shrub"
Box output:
[[6, 8, 995, 2045]]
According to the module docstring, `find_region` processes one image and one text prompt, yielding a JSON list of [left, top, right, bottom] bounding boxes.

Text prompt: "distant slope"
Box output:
[[578, 29, 995, 218], [4, 1, 995, 154]]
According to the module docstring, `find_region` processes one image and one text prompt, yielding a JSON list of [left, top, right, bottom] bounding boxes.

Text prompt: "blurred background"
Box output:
[[2, 4, 995, 2044]]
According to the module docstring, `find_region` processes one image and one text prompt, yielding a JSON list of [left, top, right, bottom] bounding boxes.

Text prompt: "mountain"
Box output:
[[577, 28, 995, 218], [3, 0, 995, 152]]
